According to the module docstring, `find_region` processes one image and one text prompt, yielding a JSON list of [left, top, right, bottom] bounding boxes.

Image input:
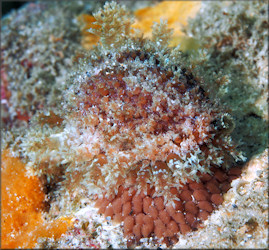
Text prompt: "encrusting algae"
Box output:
[[1, 1, 267, 249]]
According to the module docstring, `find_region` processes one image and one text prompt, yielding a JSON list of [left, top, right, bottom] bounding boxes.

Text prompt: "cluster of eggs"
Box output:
[[94, 166, 241, 245]]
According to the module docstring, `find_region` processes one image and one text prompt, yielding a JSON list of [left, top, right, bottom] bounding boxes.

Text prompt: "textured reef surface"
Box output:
[[1, 1, 268, 249]]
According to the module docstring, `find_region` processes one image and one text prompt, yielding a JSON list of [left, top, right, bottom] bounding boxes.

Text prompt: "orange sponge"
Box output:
[[79, 1, 201, 51], [1, 149, 72, 249]]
